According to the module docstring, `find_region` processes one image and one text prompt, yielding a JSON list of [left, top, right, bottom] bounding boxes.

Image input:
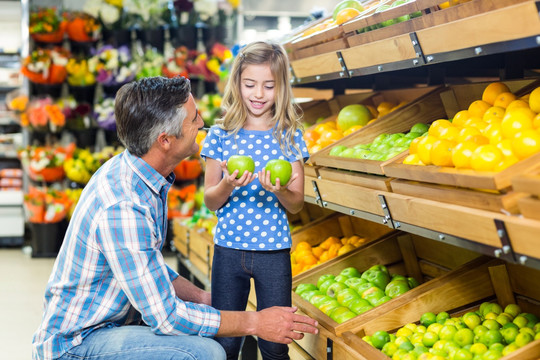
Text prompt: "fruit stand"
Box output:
[[269, 0, 540, 359]]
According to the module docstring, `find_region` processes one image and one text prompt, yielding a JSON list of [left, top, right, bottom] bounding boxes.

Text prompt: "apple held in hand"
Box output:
[[227, 155, 255, 178], [265, 159, 292, 185]]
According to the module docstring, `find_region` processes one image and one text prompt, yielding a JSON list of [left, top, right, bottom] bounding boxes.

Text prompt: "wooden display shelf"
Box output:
[[292, 232, 481, 337], [317, 168, 393, 192], [310, 86, 445, 174], [291, 213, 394, 281], [339, 260, 540, 359], [290, 52, 344, 81], [172, 218, 189, 257], [416, 0, 540, 58], [513, 173, 540, 221], [188, 226, 214, 278]]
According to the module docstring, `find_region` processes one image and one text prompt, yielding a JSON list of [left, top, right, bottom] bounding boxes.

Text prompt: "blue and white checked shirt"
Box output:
[[32, 150, 221, 360]]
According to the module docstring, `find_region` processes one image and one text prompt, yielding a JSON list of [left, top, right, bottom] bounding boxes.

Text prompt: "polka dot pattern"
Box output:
[[201, 126, 309, 250]]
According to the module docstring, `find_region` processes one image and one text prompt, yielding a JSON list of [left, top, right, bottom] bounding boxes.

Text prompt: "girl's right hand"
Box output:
[[221, 160, 256, 187]]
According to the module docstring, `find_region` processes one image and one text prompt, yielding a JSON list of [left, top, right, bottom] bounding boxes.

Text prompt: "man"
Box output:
[[32, 77, 318, 360]]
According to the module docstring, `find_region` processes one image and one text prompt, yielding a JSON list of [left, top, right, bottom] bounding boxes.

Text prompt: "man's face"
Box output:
[[171, 94, 203, 160]]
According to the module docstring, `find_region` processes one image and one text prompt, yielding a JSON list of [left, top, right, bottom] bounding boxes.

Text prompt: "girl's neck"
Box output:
[[243, 115, 274, 131]]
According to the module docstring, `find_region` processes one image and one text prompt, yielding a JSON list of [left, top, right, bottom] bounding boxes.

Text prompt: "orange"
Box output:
[[533, 113, 540, 129], [496, 139, 514, 157], [529, 87, 540, 113], [483, 113, 503, 125], [468, 100, 491, 118], [343, 125, 364, 136], [470, 144, 504, 172], [319, 236, 341, 250], [506, 100, 530, 112], [291, 263, 303, 276], [511, 129, 540, 159], [494, 155, 519, 171], [366, 105, 379, 118], [319, 251, 330, 263], [335, 8, 362, 25], [319, 129, 344, 142], [458, 127, 482, 142], [377, 101, 395, 117], [501, 108, 534, 139], [466, 118, 489, 133], [482, 82, 510, 105], [493, 92, 517, 109], [428, 119, 454, 139], [467, 134, 490, 145], [409, 136, 423, 155], [452, 110, 470, 127], [430, 139, 456, 167], [451, 141, 479, 169], [295, 241, 312, 253], [327, 243, 341, 259], [304, 129, 320, 143], [483, 106, 505, 121], [483, 122, 503, 144], [402, 153, 425, 165], [438, 124, 461, 142], [312, 246, 324, 259], [314, 121, 335, 133], [417, 135, 439, 165]]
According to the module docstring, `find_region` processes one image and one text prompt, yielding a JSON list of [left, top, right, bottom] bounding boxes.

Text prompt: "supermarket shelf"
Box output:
[[176, 253, 211, 291]]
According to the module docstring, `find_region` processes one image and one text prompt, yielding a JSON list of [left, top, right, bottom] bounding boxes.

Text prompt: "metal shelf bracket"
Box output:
[[409, 32, 426, 66], [494, 219, 517, 263], [311, 179, 325, 207], [378, 194, 395, 229]]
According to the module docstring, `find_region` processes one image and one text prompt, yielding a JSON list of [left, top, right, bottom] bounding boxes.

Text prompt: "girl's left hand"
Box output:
[[258, 169, 298, 193]]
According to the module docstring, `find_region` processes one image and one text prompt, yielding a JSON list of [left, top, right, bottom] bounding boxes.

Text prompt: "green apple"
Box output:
[[336, 288, 360, 307], [340, 267, 361, 278], [299, 290, 323, 302], [334, 274, 349, 283], [385, 279, 410, 298], [351, 281, 374, 296], [295, 283, 318, 295], [227, 155, 255, 178], [310, 294, 333, 308], [362, 286, 385, 306], [344, 276, 365, 289], [265, 159, 292, 186], [327, 281, 348, 298], [329, 145, 348, 156], [319, 299, 340, 315], [372, 295, 392, 306], [338, 148, 356, 158], [349, 298, 373, 314], [318, 279, 336, 295], [353, 149, 371, 159], [329, 306, 357, 324], [317, 274, 335, 289]]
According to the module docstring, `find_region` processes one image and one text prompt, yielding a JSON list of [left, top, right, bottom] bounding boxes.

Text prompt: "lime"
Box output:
[[422, 331, 439, 347], [371, 330, 390, 349], [420, 312, 437, 327]]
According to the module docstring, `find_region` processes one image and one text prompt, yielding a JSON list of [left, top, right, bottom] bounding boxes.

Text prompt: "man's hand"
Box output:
[[253, 306, 318, 344]]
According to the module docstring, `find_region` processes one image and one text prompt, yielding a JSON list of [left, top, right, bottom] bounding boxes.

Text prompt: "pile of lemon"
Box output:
[[291, 236, 367, 276], [403, 82, 540, 172]]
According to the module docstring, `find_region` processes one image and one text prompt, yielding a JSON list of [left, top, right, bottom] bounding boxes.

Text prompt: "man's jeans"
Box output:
[[58, 325, 226, 360]]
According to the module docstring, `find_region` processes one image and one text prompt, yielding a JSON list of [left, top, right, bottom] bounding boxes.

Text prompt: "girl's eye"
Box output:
[[244, 84, 254, 88], [265, 86, 274, 90]]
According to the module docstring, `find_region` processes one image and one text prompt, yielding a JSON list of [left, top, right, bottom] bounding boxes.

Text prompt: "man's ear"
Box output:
[[157, 132, 171, 150]]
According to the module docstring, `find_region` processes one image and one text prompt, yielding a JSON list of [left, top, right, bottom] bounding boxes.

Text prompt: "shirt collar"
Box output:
[[123, 150, 175, 194]]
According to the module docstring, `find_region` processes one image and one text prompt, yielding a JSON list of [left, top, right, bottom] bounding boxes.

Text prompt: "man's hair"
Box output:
[[115, 76, 191, 157]]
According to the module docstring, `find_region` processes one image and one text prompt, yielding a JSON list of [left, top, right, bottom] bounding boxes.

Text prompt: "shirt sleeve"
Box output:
[[292, 129, 310, 162], [200, 126, 223, 162], [96, 201, 221, 337]]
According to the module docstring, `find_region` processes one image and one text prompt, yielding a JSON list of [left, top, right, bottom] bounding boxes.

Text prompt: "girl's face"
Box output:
[[240, 63, 276, 121]]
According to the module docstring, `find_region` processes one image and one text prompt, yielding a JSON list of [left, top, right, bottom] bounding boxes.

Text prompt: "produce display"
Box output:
[[291, 236, 367, 276], [364, 301, 540, 360], [403, 83, 540, 171], [295, 265, 419, 323], [356, 0, 422, 34], [328, 122, 428, 161], [63, 146, 123, 184], [303, 101, 406, 154]]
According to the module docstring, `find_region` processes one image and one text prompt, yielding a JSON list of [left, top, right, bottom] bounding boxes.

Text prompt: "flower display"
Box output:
[[134, 48, 164, 79], [65, 11, 102, 42], [19, 143, 75, 183], [24, 97, 66, 132], [162, 46, 189, 78], [66, 57, 96, 86], [94, 97, 116, 130], [29, 7, 67, 43], [58, 97, 95, 130], [83, 0, 126, 30], [196, 93, 222, 126], [24, 187, 73, 223], [123, 0, 170, 28], [167, 184, 196, 219], [88, 45, 138, 86], [185, 43, 232, 83], [21, 47, 70, 84], [63, 146, 121, 184]]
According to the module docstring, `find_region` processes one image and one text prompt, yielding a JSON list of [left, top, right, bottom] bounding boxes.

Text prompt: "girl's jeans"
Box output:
[[211, 245, 292, 360]]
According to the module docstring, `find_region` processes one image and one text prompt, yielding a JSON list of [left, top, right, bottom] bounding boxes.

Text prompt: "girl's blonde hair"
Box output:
[[218, 41, 304, 159]]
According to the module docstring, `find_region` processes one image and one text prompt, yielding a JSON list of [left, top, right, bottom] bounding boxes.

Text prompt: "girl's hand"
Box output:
[[258, 168, 299, 193], [221, 160, 256, 187]]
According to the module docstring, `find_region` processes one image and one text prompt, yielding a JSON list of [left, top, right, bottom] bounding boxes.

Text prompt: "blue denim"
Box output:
[[57, 325, 226, 360], [211, 245, 292, 360]]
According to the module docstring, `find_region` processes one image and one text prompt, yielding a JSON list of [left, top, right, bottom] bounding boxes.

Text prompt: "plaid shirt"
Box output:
[[32, 151, 220, 360]]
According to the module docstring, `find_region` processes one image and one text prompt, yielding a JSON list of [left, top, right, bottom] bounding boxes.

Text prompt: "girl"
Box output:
[[200, 41, 310, 359]]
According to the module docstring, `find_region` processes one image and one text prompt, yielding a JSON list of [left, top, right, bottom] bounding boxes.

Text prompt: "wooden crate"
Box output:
[[382, 79, 540, 190], [338, 260, 540, 360], [513, 173, 540, 220], [291, 213, 395, 281], [292, 232, 480, 336], [172, 218, 189, 257], [310, 86, 445, 175], [188, 226, 214, 278]]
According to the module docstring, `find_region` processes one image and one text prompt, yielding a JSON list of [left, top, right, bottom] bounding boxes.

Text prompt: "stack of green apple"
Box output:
[[329, 122, 429, 161], [295, 265, 419, 324], [364, 302, 540, 360], [358, 0, 422, 34]]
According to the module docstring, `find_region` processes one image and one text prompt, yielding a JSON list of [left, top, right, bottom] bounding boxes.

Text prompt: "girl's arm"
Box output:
[[258, 160, 304, 214], [203, 158, 256, 211]]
